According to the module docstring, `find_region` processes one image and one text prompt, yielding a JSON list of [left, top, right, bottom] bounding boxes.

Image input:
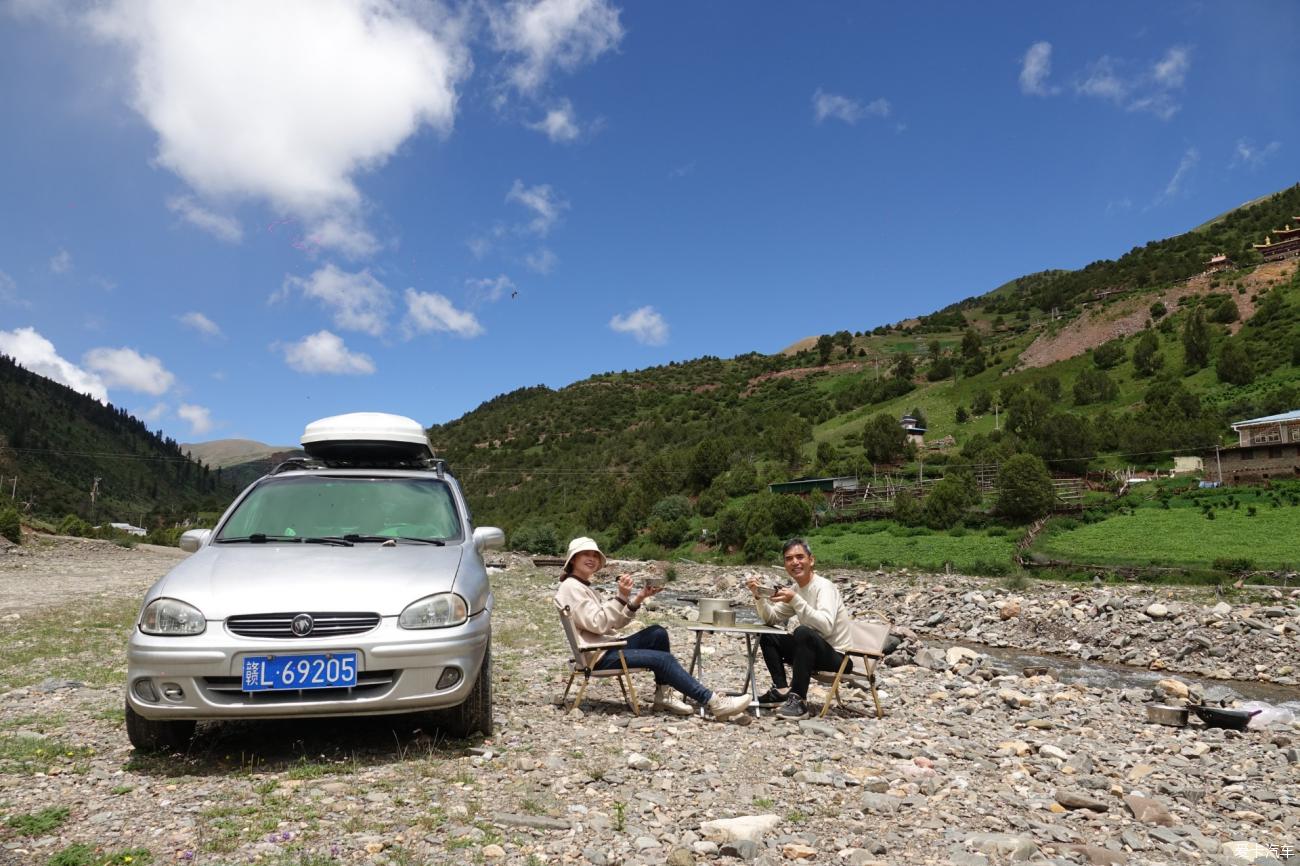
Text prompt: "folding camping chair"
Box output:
[[813, 610, 890, 719], [555, 600, 649, 715]]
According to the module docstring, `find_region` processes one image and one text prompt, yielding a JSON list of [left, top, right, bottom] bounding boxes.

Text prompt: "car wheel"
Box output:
[[125, 703, 196, 752], [438, 646, 492, 739]]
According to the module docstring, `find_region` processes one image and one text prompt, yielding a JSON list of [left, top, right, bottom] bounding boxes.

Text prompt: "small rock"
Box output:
[[700, 814, 781, 844], [627, 753, 653, 771], [1055, 789, 1109, 812], [1039, 744, 1069, 761], [798, 719, 839, 738], [666, 849, 694, 866], [720, 839, 761, 860], [965, 832, 1038, 861], [998, 689, 1033, 708], [1145, 603, 1170, 619], [783, 843, 817, 859], [482, 844, 506, 859]]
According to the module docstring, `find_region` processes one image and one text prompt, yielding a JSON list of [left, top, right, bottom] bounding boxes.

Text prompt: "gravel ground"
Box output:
[[0, 539, 1297, 865]]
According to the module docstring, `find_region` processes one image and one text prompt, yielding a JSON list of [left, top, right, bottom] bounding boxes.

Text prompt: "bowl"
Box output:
[[1145, 704, 1189, 727], [642, 575, 666, 589]]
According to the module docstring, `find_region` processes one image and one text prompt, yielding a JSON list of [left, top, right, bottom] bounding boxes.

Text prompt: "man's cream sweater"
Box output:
[[754, 573, 851, 652]]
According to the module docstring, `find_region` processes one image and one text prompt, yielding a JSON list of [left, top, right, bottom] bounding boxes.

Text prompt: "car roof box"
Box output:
[[300, 412, 433, 462]]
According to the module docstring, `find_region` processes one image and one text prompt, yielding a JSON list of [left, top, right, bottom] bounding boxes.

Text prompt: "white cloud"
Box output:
[[0, 327, 108, 402], [466, 275, 516, 305], [280, 264, 393, 337], [166, 195, 243, 242], [1158, 147, 1199, 202], [507, 180, 568, 235], [177, 403, 214, 436], [140, 401, 169, 424], [1074, 46, 1190, 120], [1232, 138, 1281, 169], [178, 311, 223, 338], [1019, 41, 1055, 96], [403, 289, 484, 338], [49, 249, 72, 274], [85, 0, 469, 257], [528, 99, 581, 142], [83, 346, 175, 395], [281, 330, 376, 375], [490, 0, 624, 94], [609, 305, 668, 346], [525, 247, 559, 274], [812, 89, 890, 125], [1152, 46, 1190, 88], [0, 270, 29, 308]]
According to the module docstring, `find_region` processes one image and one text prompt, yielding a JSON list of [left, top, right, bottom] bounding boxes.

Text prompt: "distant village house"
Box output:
[[1206, 410, 1300, 484], [1203, 253, 1233, 273], [900, 414, 926, 447]]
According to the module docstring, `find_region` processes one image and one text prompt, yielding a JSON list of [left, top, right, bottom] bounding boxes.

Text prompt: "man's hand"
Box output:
[[771, 586, 796, 604], [616, 573, 634, 601], [745, 574, 763, 598]]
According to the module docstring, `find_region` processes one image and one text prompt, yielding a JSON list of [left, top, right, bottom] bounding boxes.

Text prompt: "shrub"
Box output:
[[922, 477, 972, 530], [509, 522, 561, 555], [647, 516, 690, 548], [995, 454, 1055, 521], [1211, 556, 1253, 572], [651, 495, 693, 523], [892, 490, 923, 526], [0, 507, 20, 544], [57, 514, 92, 537], [716, 507, 746, 550], [1092, 339, 1126, 370], [742, 533, 781, 564], [696, 484, 726, 517]]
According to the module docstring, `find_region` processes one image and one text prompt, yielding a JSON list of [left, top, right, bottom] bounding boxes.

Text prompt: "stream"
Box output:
[[662, 594, 1300, 713]]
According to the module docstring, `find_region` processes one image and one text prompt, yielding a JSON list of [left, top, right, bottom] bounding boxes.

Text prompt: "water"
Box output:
[[661, 593, 1300, 713]]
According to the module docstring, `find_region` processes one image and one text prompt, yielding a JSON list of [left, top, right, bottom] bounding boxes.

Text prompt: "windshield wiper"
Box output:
[[302, 536, 355, 547], [217, 534, 302, 544], [342, 534, 446, 546]]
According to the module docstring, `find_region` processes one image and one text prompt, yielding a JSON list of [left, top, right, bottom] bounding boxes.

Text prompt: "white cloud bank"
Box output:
[[85, 0, 469, 257], [282, 330, 376, 375], [83, 345, 176, 395], [507, 180, 568, 235], [609, 305, 668, 346], [1074, 46, 1191, 120], [528, 99, 581, 142], [0, 326, 108, 402], [490, 0, 624, 94]]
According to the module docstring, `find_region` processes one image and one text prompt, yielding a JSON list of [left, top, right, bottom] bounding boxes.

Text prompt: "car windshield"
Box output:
[[216, 476, 461, 543]]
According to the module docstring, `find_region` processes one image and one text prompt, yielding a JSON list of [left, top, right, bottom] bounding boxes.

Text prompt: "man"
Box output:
[[745, 538, 852, 720]]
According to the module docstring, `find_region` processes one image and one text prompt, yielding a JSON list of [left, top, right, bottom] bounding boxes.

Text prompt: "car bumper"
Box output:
[[125, 610, 490, 721]]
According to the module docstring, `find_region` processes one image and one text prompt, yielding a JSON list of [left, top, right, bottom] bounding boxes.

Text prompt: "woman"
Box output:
[[554, 537, 751, 720]]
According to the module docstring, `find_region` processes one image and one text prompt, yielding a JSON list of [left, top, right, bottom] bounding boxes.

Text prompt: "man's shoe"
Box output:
[[653, 686, 695, 716], [777, 693, 809, 720], [755, 687, 785, 707], [706, 693, 751, 721]]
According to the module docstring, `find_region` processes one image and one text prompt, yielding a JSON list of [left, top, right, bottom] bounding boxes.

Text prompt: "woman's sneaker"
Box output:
[[755, 688, 785, 707], [777, 693, 809, 720], [653, 686, 695, 716], [705, 693, 751, 720]]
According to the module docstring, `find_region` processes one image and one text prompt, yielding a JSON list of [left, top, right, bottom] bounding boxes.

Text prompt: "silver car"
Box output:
[[125, 438, 502, 751]]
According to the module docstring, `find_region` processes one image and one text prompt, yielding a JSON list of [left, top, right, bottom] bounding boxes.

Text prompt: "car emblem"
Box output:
[[291, 614, 314, 637]]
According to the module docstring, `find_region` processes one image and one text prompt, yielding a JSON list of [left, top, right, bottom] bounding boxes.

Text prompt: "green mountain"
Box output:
[[431, 184, 1300, 552], [0, 353, 238, 526]]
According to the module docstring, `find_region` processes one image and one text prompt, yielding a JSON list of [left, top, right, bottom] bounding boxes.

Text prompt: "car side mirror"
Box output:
[[179, 529, 212, 553], [472, 527, 504, 552]]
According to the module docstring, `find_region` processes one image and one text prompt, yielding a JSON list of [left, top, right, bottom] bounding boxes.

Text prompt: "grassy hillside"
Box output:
[[427, 184, 1300, 567], [0, 353, 237, 526]]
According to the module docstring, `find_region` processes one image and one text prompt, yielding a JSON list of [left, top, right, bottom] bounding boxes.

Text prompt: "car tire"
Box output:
[[125, 703, 196, 753], [438, 646, 492, 739]]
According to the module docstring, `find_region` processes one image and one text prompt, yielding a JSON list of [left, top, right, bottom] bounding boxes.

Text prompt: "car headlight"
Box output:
[[140, 598, 206, 636], [399, 593, 468, 629]]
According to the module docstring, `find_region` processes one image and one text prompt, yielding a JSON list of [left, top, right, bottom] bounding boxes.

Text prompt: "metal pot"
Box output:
[[696, 598, 730, 624], [1146, 704, 1189, 727], [712, 609, 736, 628]]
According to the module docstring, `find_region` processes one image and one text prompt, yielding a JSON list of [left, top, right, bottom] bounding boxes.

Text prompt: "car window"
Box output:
[[218, 476, 462, 541]]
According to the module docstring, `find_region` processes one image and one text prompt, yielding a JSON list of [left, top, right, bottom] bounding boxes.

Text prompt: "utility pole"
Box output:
[[8, 476, 15, 499], [1214, 445, 1223, 485], [90, 477, 101, 524]]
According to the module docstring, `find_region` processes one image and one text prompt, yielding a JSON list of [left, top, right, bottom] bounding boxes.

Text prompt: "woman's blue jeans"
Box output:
[[593, 624, 712, 705]]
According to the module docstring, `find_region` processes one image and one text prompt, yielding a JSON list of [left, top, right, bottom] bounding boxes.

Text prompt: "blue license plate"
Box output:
[[242, 652, 358, 692]]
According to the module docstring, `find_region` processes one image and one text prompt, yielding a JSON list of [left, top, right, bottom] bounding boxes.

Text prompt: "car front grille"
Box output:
[[226, 612, 381, 639], [201, 669, 397, 703]]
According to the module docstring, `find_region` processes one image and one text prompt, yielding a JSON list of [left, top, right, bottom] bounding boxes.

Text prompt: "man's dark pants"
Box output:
[[759, 625, 851, 699]]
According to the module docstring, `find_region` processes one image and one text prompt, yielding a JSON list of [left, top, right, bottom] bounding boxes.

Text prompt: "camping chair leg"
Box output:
[[619, 651, 640, 715], [561, 671, 577, 706], [572, 675, 591, 713], [868, 674, 882, 719], [819, 657, 851, 719]]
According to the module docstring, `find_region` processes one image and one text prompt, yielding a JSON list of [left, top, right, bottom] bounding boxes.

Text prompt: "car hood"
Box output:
[[151, 544, 466, 619]]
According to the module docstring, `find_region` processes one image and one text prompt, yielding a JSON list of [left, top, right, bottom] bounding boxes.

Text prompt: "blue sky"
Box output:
[[1, 1, 1297, 446]]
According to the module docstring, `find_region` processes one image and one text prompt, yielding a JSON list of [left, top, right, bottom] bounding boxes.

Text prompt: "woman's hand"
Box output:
[[633, 584, 665, 607], [616, 573, 635, 601]]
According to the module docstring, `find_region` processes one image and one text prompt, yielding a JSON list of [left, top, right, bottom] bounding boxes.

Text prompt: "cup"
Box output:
[[713, 609, 736, 628]]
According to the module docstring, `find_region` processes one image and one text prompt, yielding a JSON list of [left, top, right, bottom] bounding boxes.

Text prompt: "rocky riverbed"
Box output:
[[0, 539, 1297, 865]]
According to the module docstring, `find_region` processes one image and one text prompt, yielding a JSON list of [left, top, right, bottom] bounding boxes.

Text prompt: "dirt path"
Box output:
[[0, 534, 186, 617]]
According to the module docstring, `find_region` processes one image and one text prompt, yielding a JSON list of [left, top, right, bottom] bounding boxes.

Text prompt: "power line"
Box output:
[[0, 445, 195, 463]]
